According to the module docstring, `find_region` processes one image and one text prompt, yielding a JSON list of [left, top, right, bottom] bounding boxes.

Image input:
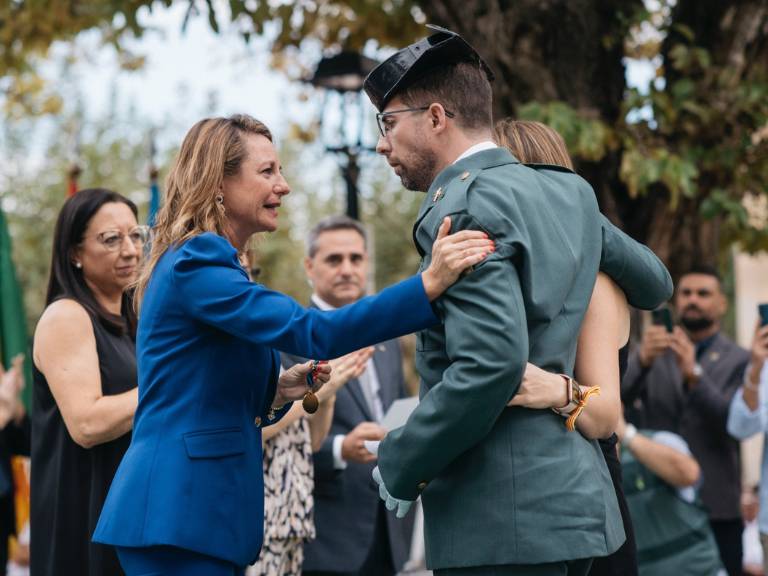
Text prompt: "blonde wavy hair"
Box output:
[[493, 119, 574, 169], [134, 114, 273, 309]]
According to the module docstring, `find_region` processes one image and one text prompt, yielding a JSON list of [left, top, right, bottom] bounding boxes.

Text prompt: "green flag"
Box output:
[[0, 205, 32, 410]]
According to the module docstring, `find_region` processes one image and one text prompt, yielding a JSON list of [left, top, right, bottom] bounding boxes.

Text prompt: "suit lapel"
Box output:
[[345, 376, 374, 422], [412, 195, 436, 257]]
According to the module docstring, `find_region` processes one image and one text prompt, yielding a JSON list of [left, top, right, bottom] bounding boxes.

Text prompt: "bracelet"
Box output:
[[564, 386, 601, 431], [622, 423, 638, 447], [552, 374, 581, 416], [267, 400, 287, 421]]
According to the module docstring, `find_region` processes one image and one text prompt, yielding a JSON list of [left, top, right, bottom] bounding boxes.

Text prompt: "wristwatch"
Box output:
[[687, 362, 703, 384], [553, 374, 583, 416], [622, 423, 638, 448]]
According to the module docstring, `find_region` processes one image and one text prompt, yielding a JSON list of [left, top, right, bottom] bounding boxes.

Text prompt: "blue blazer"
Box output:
[[92, 233, 437, 566]]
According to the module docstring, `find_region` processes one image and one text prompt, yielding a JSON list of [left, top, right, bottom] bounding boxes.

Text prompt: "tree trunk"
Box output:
[[417, 0, 768, 281]]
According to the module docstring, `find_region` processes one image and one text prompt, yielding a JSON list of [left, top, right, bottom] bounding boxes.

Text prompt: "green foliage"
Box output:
[[518, 101, 616, 163], [1, 105, 155, 330]]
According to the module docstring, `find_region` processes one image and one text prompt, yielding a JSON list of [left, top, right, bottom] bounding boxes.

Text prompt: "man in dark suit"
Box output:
[[622, 264, 749, 576], [299, 215, 414, 576]]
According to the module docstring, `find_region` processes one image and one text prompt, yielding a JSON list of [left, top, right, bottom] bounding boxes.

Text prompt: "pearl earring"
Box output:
[[215, 194, 224, 205], [75, 262, 82, 269]]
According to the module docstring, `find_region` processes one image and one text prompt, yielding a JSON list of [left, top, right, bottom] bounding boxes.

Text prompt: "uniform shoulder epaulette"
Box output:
[[432, 169, 480, 213], [522, 162, 576, 175]]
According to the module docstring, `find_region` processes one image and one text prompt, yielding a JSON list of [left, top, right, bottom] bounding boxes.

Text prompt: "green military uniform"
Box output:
[[622, 433, 722, 576], [377, 148, 672, 573]]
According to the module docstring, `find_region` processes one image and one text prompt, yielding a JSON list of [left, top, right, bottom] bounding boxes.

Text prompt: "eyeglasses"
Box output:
[[376, 106, 456, 137], [91, 226, 151, 252]]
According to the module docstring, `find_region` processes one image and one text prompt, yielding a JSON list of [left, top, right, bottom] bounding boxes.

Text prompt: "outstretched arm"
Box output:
[[509, 273, 627, 439], [600, 215, 673, 310]]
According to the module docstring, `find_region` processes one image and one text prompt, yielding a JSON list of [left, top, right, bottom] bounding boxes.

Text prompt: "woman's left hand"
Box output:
[[421, 217, 495, 301], [507, 363, 568, 409], [274, 360, 331, 406]]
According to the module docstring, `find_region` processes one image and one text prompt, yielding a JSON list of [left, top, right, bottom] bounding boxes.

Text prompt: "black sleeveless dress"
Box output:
[[30, 310, 136, 576], [589, 344, 638, 576]]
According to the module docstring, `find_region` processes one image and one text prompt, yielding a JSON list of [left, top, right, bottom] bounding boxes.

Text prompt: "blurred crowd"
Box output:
[[2, 202, 766, 575]]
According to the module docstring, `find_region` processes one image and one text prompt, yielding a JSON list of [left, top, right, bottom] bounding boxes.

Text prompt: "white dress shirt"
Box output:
[[311, 294, 384, 469]]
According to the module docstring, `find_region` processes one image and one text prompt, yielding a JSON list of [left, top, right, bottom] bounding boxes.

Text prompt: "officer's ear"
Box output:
[[427, 103, 450, 133]]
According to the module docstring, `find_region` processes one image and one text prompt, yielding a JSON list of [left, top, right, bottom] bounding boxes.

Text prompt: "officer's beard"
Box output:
[[399, 149, 439, 193]]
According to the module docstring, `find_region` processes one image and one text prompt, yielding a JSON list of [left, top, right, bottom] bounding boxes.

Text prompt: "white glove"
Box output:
[[372, 466, 413, 518]]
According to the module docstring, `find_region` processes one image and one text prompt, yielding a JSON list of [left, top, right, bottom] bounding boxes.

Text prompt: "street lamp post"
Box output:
[[309, 51, 379, 220]]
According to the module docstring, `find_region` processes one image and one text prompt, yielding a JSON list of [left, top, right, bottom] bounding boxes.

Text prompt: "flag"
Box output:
[[148, 176, 160, 227], [0, 206, 32, 410], [67, 163, 81, 197]]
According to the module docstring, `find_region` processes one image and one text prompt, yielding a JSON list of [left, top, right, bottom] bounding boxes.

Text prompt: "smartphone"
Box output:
[[759, 303, 768, 327], [651, 307, 674, 333]]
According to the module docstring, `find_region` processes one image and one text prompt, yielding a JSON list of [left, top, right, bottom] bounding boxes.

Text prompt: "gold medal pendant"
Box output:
[[303, 360, 321, 414], [302, 390, 319, 414]]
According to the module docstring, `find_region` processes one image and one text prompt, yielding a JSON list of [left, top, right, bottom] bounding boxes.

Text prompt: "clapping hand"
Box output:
[[0, 354, 25, 426], [315, 348, 374, 402]]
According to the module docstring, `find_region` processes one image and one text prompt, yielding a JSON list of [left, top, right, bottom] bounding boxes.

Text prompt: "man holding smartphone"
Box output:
[[622, 265, 750, 576], [728, 305, 768, 576]]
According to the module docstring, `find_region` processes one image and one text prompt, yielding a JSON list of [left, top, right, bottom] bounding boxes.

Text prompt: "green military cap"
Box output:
[[363, 24, 494, 112]]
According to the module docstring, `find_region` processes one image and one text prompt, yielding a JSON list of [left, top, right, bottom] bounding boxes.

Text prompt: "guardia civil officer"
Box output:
[[363, 26, 674, 576]]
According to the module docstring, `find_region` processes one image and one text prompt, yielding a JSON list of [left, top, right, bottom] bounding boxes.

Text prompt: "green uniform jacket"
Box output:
[[377, 148, 673, 570]]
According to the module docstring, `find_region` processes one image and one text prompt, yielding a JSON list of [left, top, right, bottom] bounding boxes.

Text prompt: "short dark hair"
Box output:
[[398, 61, 492, 132], [679, 264, 723, 293], [46, 188, 138, 336], [681, 264, 721, 284], [307, 215, 367, 258]]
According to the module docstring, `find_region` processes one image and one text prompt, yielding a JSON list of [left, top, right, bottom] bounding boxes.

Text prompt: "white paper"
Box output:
[[364, 396, 420, 455], [381, 396, 419, 431]]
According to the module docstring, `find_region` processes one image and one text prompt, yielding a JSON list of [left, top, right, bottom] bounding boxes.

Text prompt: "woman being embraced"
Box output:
[[32, 189, 147, 575], [93, 114, 491, 575], [495, 119, 637, 576]]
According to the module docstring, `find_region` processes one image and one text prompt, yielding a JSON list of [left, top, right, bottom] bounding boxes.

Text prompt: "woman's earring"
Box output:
[[215, 194, 225, 213], [74, 261, 82, 269]]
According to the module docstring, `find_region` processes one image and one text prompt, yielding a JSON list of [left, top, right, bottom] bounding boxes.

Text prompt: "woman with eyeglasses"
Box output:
[[31, 188, 149, 575]]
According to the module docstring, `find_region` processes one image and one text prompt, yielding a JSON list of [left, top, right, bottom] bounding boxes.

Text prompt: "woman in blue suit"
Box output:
[[93, 114, 492, 575]]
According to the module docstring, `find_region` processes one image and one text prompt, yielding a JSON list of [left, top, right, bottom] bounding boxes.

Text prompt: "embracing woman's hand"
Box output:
[[274, 360, 331, 407], [422, 217, 495, 301], [507, 363, 568, 410]]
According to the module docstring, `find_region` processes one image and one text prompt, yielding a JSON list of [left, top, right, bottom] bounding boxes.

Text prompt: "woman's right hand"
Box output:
[[422, 217, 495, 301], [315, 348, 374, 403], [508, 363, 568, 409]]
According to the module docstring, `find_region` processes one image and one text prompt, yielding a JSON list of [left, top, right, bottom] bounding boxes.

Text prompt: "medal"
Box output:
[[302, 360, 322, 414]]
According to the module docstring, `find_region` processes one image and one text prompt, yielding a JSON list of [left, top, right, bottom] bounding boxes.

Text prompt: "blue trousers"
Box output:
[[115, 545, 245, 576]]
